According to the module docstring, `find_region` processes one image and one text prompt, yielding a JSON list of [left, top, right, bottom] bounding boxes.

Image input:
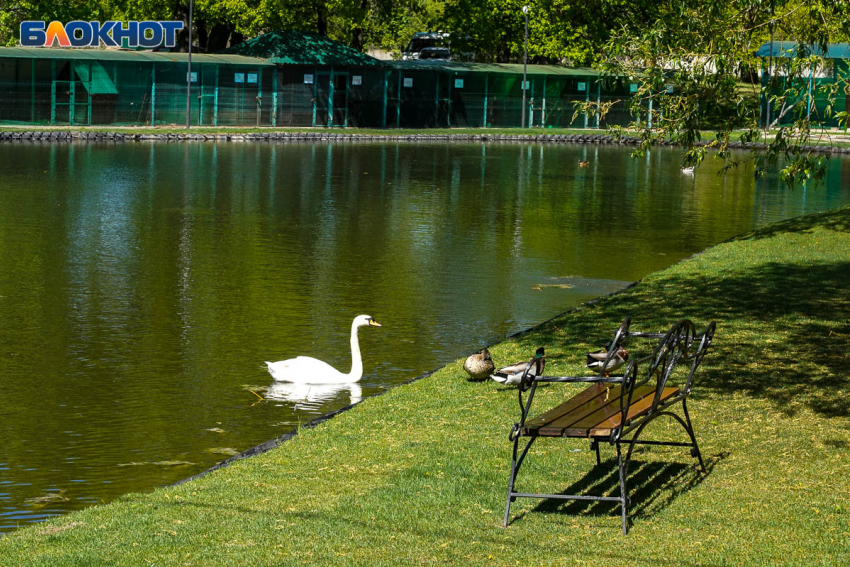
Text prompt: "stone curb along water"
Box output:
[[1, 130, 849, 154]]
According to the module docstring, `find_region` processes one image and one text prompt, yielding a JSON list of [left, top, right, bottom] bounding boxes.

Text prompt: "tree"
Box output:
[[0, 0, 112, 46], [441, 0, 666, 65], [574, 0, 850, 185]]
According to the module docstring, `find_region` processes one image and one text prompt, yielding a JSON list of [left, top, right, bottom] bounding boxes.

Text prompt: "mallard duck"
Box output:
[[586, 346, 628, 375], [491, 347, 545, 386], [578, 160, 590, 167], [265, 315, 381, 384], [463, 348, 495, 380]]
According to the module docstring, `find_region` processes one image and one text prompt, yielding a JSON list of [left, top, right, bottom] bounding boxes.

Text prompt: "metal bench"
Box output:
[[503, 318, 716, 534]]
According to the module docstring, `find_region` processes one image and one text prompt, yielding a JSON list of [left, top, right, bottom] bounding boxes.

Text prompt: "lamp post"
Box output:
[[186, 0, 194, 129], [521, 5, 529, 129]]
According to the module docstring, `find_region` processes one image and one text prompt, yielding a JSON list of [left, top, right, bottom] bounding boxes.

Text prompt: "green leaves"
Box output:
[[581, 0, 850, 185]]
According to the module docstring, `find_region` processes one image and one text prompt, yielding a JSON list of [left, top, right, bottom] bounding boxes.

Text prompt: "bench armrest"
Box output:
[[535, 375, 624, 384]]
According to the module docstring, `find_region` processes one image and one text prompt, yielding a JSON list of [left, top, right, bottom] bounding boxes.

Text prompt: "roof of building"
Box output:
[[221, 30, 382, 67], [0, 47, 273, 66], [756, 41, 850, 59], [386, 60, 599, 76]]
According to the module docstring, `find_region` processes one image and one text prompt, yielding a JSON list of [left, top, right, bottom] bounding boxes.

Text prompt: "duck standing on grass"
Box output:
[[491, 347, 546, 386], [586, 345, 628, 375], [463, 348, 495, 381]]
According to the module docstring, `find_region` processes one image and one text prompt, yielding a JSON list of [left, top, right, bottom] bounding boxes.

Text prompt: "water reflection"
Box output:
[[266, 382, 363, 409], [0, 141, 849, 532]]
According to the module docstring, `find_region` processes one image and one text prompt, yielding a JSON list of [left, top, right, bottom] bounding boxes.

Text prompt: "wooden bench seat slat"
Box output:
[[544, 385, 654, 432], [551, 386, 656, 437], [523, 383, 620, 429], [521, 384, 633, 436], [522, 385, 680, 438], [588, 387, 680, 437], [528, 385, 652, 437]]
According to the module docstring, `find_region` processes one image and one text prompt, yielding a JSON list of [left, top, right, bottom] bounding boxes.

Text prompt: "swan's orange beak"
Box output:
[[369, 319, 382, 327]]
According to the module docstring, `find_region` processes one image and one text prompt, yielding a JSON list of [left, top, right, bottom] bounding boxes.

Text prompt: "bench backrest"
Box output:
[[613, 318, 716, 437]]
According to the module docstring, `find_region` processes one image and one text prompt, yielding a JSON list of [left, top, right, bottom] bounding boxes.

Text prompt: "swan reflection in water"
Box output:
[[265, 381, 363, 410]]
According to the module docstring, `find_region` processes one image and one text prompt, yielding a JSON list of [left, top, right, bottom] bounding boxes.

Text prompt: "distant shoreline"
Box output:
[[2, 129, 850, 153]]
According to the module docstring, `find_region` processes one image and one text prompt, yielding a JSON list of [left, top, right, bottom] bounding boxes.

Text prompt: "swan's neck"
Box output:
[[347, 323, 363, 381]]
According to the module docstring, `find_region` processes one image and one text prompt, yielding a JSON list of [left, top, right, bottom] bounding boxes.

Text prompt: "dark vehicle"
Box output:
[[402, 32, 449, 60], [417, 47, 451, 61]]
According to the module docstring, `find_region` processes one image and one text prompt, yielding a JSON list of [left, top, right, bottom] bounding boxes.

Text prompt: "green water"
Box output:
[[0, 141, 848, 532]]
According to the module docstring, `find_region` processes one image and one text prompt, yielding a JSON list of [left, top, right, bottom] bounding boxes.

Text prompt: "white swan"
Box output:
[[265, 315, 381, 384]]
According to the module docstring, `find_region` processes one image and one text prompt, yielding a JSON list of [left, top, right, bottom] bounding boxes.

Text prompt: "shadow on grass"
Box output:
[[517, 258, 850, 418], [735, 205, 850, 241], [514, 451, 725, 525]]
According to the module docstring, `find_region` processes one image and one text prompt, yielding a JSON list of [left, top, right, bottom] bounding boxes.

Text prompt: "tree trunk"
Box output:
[[196, 18, 208, 52], [350, 0, 368, 51], [172, 1, 190, 52], [207, 23, 234, 53], [496, 17, 512, 63], [316, 2, 328, 36]]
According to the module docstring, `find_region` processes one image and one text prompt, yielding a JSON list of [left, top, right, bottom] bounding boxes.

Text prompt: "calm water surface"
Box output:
[[0, 141, 848, 532]]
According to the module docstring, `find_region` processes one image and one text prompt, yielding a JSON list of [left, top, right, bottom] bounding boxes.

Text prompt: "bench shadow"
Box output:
[[511, 451, 725, 525]]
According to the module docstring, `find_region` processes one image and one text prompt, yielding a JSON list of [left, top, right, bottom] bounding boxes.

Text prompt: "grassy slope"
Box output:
[[2, 208, 849, 566]]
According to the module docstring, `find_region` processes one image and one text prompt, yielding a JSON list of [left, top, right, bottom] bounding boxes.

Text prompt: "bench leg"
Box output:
[[616, 442, 629, 535], [504, 436, 536, 527], [682, 398, 706, 473], [591, 439, 601, 465]]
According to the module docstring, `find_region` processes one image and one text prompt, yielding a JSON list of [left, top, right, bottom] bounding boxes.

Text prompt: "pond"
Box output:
[[0, 141, 848, 532]]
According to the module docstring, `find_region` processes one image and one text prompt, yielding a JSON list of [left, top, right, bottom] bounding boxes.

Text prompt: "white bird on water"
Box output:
[[265, 315, 381, 384]]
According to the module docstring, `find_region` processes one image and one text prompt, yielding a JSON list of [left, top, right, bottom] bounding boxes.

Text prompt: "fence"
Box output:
[[0, 48, 643, 129]]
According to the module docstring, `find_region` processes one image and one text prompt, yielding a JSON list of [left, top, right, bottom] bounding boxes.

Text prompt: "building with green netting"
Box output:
[[0, 48, 275, 126], [220, 30, 387, 127], [0, 30, 634, 129], [383, 60, 617, 129], [757, 41, 850, 128]]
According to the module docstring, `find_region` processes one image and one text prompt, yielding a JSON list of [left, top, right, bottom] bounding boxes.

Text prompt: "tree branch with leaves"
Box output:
[[574, 0, 850, 186]]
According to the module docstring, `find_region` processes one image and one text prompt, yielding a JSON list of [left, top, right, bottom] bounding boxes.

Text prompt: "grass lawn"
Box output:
[[1, 207, 849, 566]]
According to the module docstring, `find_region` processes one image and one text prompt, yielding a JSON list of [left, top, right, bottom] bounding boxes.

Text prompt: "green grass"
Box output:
[[2, 207, 850, 565]]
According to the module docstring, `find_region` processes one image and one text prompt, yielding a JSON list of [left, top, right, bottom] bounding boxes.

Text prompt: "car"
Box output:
[[417, 47, 451, 61], [401, 32, 449, 60]]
